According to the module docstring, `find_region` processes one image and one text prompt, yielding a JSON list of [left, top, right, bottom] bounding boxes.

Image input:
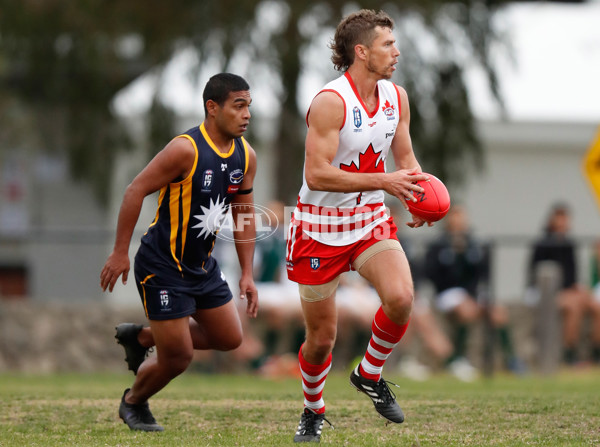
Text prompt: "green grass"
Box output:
[[0, 370, 599, 446]]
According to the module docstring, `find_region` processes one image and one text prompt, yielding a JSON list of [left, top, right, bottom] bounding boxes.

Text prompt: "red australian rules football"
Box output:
[[405, 173, 451, 222]]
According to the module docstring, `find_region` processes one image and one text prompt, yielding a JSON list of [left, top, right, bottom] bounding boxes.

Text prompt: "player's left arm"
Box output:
[[390, 85, 421, 174], [391, 85, 431, 228], [231, 143, 258, 317]]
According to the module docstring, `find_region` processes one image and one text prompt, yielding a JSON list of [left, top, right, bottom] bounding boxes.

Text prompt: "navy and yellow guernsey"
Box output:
[[135, 122, 249, 283]]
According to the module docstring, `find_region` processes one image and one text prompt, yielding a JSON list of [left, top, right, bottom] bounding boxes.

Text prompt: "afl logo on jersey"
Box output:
[[229, 169, 244, 184], [202, 170, 213, 191], [159, 289, 171, 311], [353, 106, 362, 130], [381, 100, 396, 120], [310, 257, 320, 270]]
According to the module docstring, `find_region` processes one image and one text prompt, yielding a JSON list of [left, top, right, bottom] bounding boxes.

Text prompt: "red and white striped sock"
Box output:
[[359, 306, 409, 382], [298, 344, 332, 414]]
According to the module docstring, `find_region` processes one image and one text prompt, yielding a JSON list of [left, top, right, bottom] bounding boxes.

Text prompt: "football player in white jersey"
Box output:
[[287, 9, 431, 442]]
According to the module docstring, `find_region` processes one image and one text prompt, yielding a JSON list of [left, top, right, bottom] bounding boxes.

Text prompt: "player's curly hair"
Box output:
[[330, 9, 394, 72]]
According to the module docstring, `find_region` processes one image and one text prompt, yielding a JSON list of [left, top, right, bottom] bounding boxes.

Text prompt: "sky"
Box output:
[[113, 1, 600, 124], [465, 1, 600, 122]]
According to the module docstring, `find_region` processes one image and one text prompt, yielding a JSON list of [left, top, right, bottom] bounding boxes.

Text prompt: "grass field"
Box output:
[[0, 369, 598, 446]]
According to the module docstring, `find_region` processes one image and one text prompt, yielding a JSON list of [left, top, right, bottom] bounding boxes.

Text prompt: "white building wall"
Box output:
[[27, 173, 108, 301], [461, 120, 600, 302]]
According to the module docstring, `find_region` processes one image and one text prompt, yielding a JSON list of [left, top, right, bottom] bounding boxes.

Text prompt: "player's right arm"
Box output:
[[100, 138, 196, 292], [304, 91, 426, 202]]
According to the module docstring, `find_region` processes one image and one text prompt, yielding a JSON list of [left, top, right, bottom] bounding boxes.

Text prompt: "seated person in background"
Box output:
[[387, 205, 455, 380], [528, 203, 600, 365], [424, 205, 523, 375], [590, 239, 600, 363], [395, 289, 456, 380]]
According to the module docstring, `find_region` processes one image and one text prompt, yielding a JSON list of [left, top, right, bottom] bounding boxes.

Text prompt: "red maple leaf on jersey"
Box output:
[[382, 100, 395, 113], [339, 143, 384, 173]]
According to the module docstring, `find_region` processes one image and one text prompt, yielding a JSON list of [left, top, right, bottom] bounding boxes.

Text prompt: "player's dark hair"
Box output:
[[203, 73, 250, 115], [330, 9, 394, 72]]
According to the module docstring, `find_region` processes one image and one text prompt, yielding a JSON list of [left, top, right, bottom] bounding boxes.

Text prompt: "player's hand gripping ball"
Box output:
[[406, 173, 450, 222]]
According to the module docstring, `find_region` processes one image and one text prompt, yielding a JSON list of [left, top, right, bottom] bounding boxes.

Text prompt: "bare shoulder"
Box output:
[[308, 90, 345, 129], [165, 134, 196, 159], [312, 89, 345, 109], [393, 83, 408, 96], [150, 134, 196, 179], [393, 84, 409, 103], [243, 138, 257, 155], [132, 134, 197, 191], [244, 139, 257, 174], [393, 84, 410, 120]]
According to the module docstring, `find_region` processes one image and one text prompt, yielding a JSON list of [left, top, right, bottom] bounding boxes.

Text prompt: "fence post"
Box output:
[[481, 241, 495, 378], [535, 261, 562, 375]]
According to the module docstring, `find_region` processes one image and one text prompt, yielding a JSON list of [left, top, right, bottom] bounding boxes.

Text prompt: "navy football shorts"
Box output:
[[133, 260, 233, 321]]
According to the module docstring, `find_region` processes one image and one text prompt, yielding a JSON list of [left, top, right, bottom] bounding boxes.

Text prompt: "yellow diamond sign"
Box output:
[[583, 126, 600, 211]]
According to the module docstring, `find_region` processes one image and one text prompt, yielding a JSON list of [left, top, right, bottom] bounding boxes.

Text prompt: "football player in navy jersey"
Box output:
[[100, 73, 258, 432]]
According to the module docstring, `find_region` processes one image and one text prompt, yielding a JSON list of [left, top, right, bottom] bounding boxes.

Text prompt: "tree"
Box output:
[[0, 0, 511, 205], [0, 0, 256, 204]]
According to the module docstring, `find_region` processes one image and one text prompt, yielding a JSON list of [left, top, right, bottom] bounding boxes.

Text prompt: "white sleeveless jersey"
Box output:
[[292, 72, 401, 246]]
